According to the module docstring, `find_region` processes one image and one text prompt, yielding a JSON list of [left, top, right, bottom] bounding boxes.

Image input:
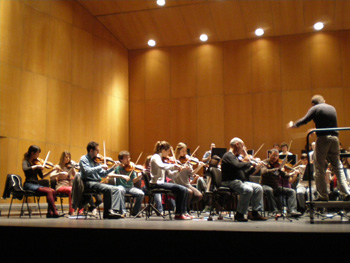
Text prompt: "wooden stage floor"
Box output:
[[1, 210, 349, 260]]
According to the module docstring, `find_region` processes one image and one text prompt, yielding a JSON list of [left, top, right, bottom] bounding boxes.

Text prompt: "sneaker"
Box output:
[[174, 214, 191, 220]]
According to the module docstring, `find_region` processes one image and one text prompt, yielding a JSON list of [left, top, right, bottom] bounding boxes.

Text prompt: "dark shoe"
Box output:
[[288, 211, 302, 217], [104, 209, 124, 219], [234, 212, 248, 222], [47, 213, 65, 218], [344, 195, 350, 201], [249, 211, 267, 221]]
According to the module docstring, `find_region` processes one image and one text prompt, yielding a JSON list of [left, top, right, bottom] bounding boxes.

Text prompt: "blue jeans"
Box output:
[[150, 182, 188, 214], [123, 187, 145, 215], [222, 180, 264, 215]]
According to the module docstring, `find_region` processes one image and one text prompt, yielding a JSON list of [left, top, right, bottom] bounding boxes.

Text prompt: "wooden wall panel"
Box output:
[[72, 27, 94, 90], [280, 35, 311, 91], [48, 17, 72, 83], [18, 71, 47, 142], [70, 87, 93, 148], [223, 40, 252, 94], [129, 100, 145, 156], [196, 44, 223, 96], [282, 89, 314, 154], [309, 32, 342, 88], [196, 95, 225, 156], [252, 92, 283, 155], [251, 38, 281, 93], [0, 0, 23, 67], [110, 97, 129, 153], [170, 97, 197, 148], [50, 0, 73, 24], [224, 94, 253, 152], [170, 46, 197, 98], [0, 64, 21, 137], [129, 29, 350, 160], [22, 5, 50, 75], [144, 99, 172, 154], [111, 45, 129, 100], [93, 37, 112, 95], [0, 0, 129, 204], [340, 31, 350, 87], [129, 50, 146, 102], [46, 79, 71, 145], [145, 49, 170, 100]]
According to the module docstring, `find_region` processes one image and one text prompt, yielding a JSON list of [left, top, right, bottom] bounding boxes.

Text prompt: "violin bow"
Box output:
[[103, 141, 106, 166], [43, 151, 50, 168], [253, 143, 264, 158], [128, 152, 143, 176]]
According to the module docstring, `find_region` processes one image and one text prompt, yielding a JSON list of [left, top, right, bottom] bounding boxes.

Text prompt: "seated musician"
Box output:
[[22, 145, 62, 218], [149, 141, 191, 220], [79, 141, 125, 219], [108, 150, 145, 217], [279, 142, 293, 155], [173, 142, 203, 215], [260, 149, 301, 217], [295, 153, 318, 214], [50, 151, 81, 215], [221, 137, 267, 222]]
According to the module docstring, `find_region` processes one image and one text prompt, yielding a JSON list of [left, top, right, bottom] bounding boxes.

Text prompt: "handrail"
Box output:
[[306, 127, 350, 223]]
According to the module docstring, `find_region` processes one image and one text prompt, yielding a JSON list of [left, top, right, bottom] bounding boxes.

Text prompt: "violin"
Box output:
[[65, 161, 80, 171], [33, 158, 54, 169], [123, 162, 147, 173], [94, 154, 119, 167], [162, 156, 176, 164]]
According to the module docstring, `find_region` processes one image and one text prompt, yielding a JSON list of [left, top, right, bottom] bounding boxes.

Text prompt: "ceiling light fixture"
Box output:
[[314, 22, 324, 31], [199, 34, 208, 42], [148, 39, 156, 47], [255, 28, 264, 36], [157, 0, 165, 6]]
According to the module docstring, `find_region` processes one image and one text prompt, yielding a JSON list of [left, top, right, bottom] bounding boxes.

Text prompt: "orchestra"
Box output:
[[2, 95, 349, 221], [6, 134, 348, 221]]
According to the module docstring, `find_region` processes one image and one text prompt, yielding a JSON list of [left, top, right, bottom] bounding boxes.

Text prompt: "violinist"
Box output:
[[79, 141, 124, 219], [108, 150, 145, 217], [22, 145, 62, 218], [202, 143, 215, 166], [279, 142, 293, 156], [173, 142, 203, 216], [221, 138, 267, 222], [149, 141, 191, 220], [260, 149, 301, 217], [50, 151, 80, 215], [295, 153, 318, 214]]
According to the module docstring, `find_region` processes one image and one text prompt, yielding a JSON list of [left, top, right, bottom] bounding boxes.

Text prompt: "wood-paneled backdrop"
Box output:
[[0, 0, 128, 203], [129, 31, 350, 163]]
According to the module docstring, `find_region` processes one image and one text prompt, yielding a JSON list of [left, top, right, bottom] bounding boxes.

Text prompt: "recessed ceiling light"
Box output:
[[157, 0, 165, 6], [148, 39, 156, 47], [314, 22, 324, 31], [199, 34, 208, 42], [255, 28, 264, 36]]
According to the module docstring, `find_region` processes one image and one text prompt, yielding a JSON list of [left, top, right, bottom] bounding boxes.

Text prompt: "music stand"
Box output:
[[279, 154, 297, 165], [211, 148, 227, 159]]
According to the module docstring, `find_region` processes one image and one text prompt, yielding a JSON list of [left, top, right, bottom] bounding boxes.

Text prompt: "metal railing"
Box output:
[[306, 127, 350, 224]]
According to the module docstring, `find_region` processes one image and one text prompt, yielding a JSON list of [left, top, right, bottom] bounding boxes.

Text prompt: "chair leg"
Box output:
[[8, 196, 14, 218]]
